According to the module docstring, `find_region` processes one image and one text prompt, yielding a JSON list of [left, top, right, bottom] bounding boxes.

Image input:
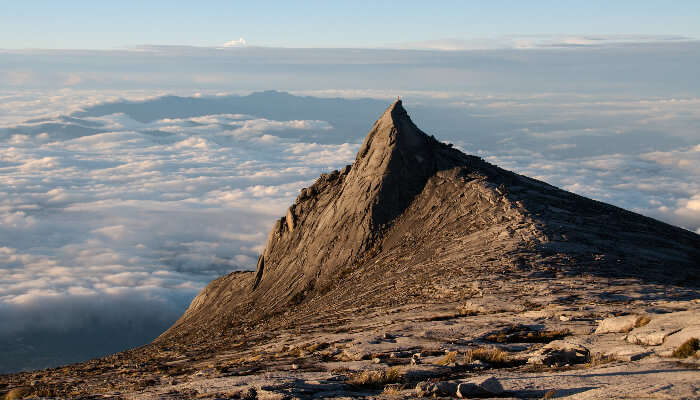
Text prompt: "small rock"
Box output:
[[606, 346, 653, 362], [342, 349, 370, 361], [435, 381, 458, 395], [654, 325, 700, 356], [527, 340, 590, 366], [595, 314, 640, 334], [415, 381, 435, 397], [457, 376, 504, 398], [616, 350, 653, 362], [390, 351, 411, 358], [627, 326, 682, 346], [415, 381, 458, 397], [372, 357, 381, 364], [626, 310, 698, 346], [522, 310, 549, 319], [291, 363, 299, 370]]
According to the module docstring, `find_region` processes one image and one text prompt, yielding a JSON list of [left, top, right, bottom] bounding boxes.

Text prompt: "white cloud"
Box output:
[[222, 37, 247, 48], [0, 95, 364, 371], [387, 35, 696, 51]]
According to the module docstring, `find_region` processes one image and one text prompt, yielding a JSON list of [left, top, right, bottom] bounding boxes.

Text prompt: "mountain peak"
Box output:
[[354, 98, 435, 174], [162, 100, 700, 342]]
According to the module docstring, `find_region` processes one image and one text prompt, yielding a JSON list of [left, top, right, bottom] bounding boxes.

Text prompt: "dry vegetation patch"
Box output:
[[542, 389, 557, 399], [382, 384, 403, 395], [465, 347, 519, 367], [435, 351, 458, 366], [635, 316, 651, 328], [347, 367, 403, 387], [672, 338, 700, 359]]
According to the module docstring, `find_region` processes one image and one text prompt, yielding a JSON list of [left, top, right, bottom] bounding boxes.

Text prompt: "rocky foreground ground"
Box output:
[[2, 272, 699, 399]]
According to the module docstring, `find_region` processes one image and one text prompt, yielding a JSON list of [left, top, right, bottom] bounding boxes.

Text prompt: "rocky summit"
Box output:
[[2, 101, 699, 399]]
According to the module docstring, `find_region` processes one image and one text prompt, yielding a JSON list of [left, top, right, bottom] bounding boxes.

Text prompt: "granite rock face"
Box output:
[[162, 100, 699, 343]]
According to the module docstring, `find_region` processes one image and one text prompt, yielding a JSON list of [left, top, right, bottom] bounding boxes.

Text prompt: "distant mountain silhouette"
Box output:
[[70, 91, 387, 145]]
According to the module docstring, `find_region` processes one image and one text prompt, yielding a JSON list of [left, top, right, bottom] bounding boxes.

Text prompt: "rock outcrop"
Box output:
[[161, 100, 700, 343]]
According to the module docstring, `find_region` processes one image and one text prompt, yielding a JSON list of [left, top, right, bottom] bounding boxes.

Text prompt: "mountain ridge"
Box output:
[[160, 100, 699, 344]]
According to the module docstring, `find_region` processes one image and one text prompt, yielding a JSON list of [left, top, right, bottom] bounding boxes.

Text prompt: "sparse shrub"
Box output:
[[330, 366, 351, 374], [672, 338, 700, 358], [382, 384, 402, 395], [464, 347, 518, 368], [435, 351, 458, 366], [635, 316, 651, 328], [305, 342, 329, 353], [348, 367, 403, 387]]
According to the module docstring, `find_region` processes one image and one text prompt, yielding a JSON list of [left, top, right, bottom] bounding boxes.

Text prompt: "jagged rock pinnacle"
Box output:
[[162, 100, 700, 341]]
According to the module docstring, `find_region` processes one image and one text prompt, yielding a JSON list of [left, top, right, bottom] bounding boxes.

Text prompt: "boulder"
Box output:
[[341, 349, 370, 361], [435, 381, 458, 396], [626, 310, 699, 346], [415, 381, 458, 397], [654, 325, 700, 357], [595, 314, 641, 334], [605, 346, 653, 362], [527, 340, 590, 366], [457, 376, 504, 398], [415, 381, 436, 397]]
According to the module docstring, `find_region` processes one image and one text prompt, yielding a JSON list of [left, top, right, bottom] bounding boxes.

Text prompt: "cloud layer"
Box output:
[[0, 93, 364, 372]]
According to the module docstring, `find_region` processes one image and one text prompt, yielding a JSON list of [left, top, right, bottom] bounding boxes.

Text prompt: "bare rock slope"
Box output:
[[162, 100, 699, 343]]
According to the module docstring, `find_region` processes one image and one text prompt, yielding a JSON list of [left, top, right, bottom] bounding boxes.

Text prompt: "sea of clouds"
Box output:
[[0, 91, 369, 371], [1, 40, 699, 372]]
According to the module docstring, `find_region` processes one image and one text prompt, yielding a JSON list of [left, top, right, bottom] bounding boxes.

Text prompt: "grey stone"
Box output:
[[415, 381, 458, 397], [341, 349, 370, 361], [626, 310, 699, 346], [596, 315, 642, 334], [655, 325, 700, 356], [528, 340, 590, 366], [457, 376, 504, 398], [415, 381, 435, 397]]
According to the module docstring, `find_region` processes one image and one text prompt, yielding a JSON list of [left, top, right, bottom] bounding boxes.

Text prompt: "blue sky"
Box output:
[[2, 1, 700, 49]]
